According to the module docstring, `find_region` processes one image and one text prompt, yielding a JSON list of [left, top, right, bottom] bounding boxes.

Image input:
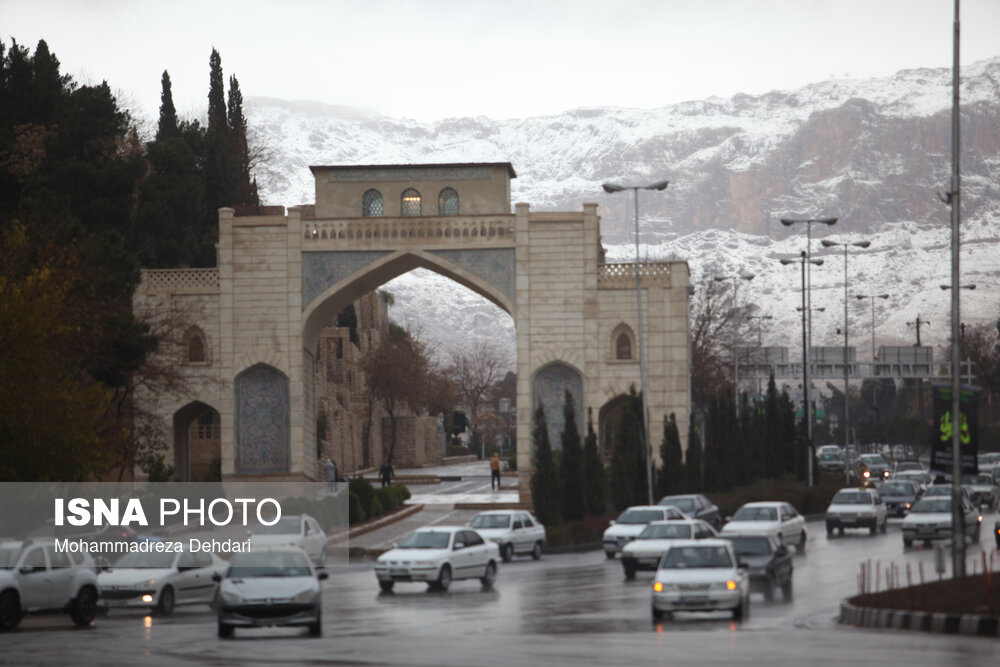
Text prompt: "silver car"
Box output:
[[213, 547, 327, 638]]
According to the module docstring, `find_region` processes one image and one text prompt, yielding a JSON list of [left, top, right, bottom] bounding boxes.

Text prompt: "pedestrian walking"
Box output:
[[379, 459, 394, 488], [324, 458, 338, 492], [490, 452, 501, 491]]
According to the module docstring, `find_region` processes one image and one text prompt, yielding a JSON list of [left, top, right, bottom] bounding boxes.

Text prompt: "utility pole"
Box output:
[[908, 314, 931, 420]]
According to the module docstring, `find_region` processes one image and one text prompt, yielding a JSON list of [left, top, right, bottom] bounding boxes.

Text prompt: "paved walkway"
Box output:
[[344, 460, 523, 553]]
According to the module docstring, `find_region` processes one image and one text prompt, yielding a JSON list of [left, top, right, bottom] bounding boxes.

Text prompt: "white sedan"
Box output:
[[620, 519, 717, 579], [901, 497, 982, 548], [374, 526, 499, 592], [98, 549, 228, 615], [468, 510, 546, 561], [214, 547, 327, 638], [721, 502, 807, 552], [651, 539, 750, 621], [603, 505, 685, 559], [824, 488, 888, 537], [249, 514, 328, 566]]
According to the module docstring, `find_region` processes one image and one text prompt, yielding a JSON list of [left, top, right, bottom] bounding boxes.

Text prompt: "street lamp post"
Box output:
[[822, 239, 872, 454], [780, 252, 825, 486], [714, 274, 755, 404], [855, 294, 891, 364], [603, 178, 669, 505], [745, 314, 773, 397]]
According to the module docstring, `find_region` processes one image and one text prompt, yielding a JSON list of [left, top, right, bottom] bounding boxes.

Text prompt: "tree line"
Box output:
[[0, 37, 259, 480]]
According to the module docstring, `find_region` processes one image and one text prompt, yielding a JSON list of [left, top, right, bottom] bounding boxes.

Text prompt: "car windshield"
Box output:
[[879, 483, 913, 495], [661, 545, 733, 569], [860, 455, 886, 465], [832, 492, 871, 505], [638, 524, 692, 540], [617, 509, 662, 524], [0, 547, 21, 568], [911, 499, 951, 514], [732, 506, 777, 522], [252, 517, 300, 535], [725, 536, 772, 557], [895, 462, 921, 472], [113, 551, 176, 568], [470, 515, 510, 529], [660, 498, 694, 512], [227, 551, 311, 577], [924, 486, 950, 496], [819, 452, 842, 461], [398, 531, 451, 549]]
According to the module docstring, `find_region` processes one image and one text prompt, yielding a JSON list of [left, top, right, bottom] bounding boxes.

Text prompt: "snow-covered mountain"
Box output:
[[245, 60, 1000, 366]]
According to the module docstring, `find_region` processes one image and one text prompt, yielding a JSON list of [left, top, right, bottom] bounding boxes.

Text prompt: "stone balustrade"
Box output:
[[598, 262, 673, 289], [302, 215, 516, 246], [139, 268, 220, 294]]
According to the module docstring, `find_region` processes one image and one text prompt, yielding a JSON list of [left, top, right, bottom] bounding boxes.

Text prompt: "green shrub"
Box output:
[[350, 476, 376, 517], [348, 491, 366, 524], [370, 495, 383, 519], [375, 487, 398, 513]]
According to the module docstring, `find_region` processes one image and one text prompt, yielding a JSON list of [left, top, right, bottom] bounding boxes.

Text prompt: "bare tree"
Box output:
[[689, 275, 756, 412], [447, 342, 509, 454]]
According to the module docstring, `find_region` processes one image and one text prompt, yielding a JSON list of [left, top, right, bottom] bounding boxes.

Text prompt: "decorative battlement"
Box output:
[[302, 215, 516, 247], [139, 268, 220, 294], [598, 262, 672, 289]]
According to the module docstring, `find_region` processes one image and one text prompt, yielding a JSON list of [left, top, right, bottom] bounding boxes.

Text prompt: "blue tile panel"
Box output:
[[426, 249, 516, 305], [302, 251, 391, 309], [234, 364, 290, 474], [531, 363, 584, 451]]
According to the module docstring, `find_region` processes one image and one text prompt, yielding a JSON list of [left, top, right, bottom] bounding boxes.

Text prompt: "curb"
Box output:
[[839, 597, 1000, 637]]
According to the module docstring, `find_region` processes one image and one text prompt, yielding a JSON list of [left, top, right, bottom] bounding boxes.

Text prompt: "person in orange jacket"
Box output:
[[489, 452, 501, 490]]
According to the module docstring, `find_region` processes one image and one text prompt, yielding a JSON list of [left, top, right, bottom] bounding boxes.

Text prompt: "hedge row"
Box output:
[[348, 477, 411, 525]]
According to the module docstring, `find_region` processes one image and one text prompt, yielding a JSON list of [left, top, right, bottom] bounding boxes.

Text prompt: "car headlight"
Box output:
[[293, 588, 318, 603], [490, 537, 504, 544], [863, 471, 870, 478], [221, 590, 244, 605], [653, 582, 677, 592]]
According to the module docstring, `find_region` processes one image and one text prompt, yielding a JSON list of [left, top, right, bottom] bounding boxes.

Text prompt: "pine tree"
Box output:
[[156, 70, 178, 141], [610, 386, 647, 511], [226, 75, 257, 206], [582, 408, 607, 516], [207, 49, 226, 131], [559, 390, 584, 521], [529, 404, 560, 526], [657, 413, 684, 498], [685, 419, 704, 492]]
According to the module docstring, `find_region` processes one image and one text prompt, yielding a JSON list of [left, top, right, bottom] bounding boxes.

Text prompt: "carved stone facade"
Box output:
[[133, 162, 691, 494]]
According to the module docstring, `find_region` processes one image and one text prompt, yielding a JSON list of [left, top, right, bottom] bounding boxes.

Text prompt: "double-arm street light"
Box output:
[[855, 294, 891, 363], [602, 178, 669, 505], [746, 314, 773, 397], [821, 238, 872, 454], [780, 252, 825, 486], [714, 273, 755, 401]]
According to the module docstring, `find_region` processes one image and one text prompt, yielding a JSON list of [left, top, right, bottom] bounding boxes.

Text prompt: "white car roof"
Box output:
[[646, 518, 706, 527], [414, 525, 464, 534], [738, 501, 784, 508]]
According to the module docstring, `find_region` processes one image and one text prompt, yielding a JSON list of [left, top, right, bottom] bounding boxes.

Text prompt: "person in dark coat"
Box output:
[[379, 459, 394, 487]]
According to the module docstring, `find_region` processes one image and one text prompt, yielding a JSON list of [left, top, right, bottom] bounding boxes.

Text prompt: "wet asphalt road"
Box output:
[[4, 512, 999, 666]]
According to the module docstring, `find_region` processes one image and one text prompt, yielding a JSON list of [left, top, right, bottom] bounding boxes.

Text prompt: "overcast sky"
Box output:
[[4, 0, 1000, 123]]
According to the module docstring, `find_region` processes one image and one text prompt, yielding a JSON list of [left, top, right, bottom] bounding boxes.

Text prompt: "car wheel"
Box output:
[[869, 524, 877, 536], [623, 563, 636, 580], [826, 524, 834, 538], [781, 576, 793, 601], [733, 595, 749, 621], [838, 526, 844, 536], [155, 586, 175, 616], [0, 590, 22, 630], [903, 537, 912, 548], [70, 586, 98, 626], [880, 519, 887, 534], [217, 620, 234, 638], [433, 564, 452, 592], [308, 612, 322, 637], [763, 578, 775, 602], [605, 550, 616, 560], [796, 531, 807, 553], [379, 580, 395, 593], [531, 541, 543, 561], [501, 543, 514, 562], [480, 561, 497, 589], [651, 605, 664, 621], [972, 523, 981, 542]]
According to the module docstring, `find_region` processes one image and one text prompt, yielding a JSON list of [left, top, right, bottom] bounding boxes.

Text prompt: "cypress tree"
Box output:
[[207, 49, 226, 131], [156, 70, 178, 141], [657, 413, 684, 498], [226, 75, 257, 206], [582, 408, 606, 517], [559, 390, 584, 521], [685, 419, 703, 493], [530, 404, 560, 526], [610, 386, 647, 510]]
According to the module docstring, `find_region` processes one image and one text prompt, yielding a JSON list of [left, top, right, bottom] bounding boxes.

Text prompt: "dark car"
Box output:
[[877, 479, 922, 517], [657, 494, 721, 530], [722, 533, 793, 602]]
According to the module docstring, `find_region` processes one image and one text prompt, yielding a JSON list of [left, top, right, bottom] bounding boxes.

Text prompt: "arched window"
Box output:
[[438, 187, 459, 215], [362, 189, 383, 217], [401, 188, 421, 216], [184, 326, 208, 364], [616, 333, 632, 360]]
